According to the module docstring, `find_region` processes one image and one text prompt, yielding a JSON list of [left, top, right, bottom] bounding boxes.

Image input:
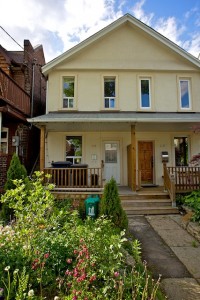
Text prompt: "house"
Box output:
[[0, 40, 46, 191], [28, 14, 200, 195]]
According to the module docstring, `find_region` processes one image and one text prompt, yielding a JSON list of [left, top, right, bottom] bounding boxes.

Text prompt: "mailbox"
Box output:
[[161, 151, 169, 163]]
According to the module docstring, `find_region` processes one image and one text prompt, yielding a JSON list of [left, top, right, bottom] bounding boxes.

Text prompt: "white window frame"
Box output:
[[62, 76, 77, 110], [139, 77, 151, 109], [103, 76, 118, 110], [178, 78, 192, 110]]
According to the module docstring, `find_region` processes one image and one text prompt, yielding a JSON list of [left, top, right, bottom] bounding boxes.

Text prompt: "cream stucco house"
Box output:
[[29, 14, 200, 192]]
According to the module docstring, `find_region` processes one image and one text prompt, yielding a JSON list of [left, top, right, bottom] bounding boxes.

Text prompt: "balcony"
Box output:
[[0, 68, 30, 115]]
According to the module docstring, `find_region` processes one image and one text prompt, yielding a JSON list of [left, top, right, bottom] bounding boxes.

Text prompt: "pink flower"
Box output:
[[44, 253, 50, 259], [67, 258, 72, 264], [114, 271, 120, 277]]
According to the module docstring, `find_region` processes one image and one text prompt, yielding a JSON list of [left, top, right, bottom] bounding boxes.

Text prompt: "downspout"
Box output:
[[31, 59, 36, 118]]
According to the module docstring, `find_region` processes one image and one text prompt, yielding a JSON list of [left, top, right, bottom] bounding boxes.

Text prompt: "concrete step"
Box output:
[[125, 207, 179, 215], [120, 193, 169, 200], [122, 199, 172, 208]]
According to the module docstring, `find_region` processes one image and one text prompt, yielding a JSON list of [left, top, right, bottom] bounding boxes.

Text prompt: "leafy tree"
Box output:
[[99, 177, 128, 230]]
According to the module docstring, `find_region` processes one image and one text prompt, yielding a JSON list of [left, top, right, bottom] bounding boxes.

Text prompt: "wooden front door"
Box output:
[[138, 141, 154, 185]]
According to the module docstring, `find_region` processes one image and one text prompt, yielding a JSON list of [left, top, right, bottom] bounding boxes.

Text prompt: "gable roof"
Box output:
[[42, 13, 200, 76]]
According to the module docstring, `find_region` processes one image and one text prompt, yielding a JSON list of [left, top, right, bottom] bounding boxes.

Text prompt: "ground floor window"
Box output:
[[1, 127, 8, 154], [66, 136, 82, 164], [174, 137, 188, 166]]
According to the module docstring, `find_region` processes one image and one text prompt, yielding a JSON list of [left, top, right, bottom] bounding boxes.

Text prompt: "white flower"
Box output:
[[54, 297, 60, 300], [4, 266, 10, 271], [28, 289, 34, 297]]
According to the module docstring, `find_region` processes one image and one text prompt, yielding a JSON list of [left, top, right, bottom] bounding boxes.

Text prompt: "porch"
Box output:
[[43, 165, 200, 215]]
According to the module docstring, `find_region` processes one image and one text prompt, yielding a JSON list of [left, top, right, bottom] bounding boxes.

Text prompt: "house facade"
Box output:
[[0, 40, 46, 191], [29, 14, 200, 191]]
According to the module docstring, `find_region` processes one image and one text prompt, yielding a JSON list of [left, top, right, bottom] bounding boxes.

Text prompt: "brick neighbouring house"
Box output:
[[0, 40, 46, 192]]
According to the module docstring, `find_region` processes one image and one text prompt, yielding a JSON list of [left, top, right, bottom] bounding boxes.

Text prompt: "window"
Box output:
[[105, 143, 118, 163], [66, 136, 82, 164], [63, 77, 74, 108], [104, 77, 116, 108], [174, 137, 188, 166], [0, 127, 8, 154], [140, 79, 151, 108], [179, 79, 191, 109]]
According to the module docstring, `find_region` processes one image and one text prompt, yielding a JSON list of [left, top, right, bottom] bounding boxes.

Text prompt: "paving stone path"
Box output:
[[128, 215, 200, 300]]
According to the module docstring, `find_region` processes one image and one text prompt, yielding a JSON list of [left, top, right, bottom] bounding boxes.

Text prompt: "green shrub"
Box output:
[[99, 177, 128, 230], [184, 190, 200, 223], [5, 153, 28, 190], [0, 153, 28, 223]]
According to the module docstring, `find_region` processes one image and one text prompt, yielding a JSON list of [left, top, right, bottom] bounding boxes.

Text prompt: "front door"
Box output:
[[138, 141, 154, 185], [103, 141, 120, 184]]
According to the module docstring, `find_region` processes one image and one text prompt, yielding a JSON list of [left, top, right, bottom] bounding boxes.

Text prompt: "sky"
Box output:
[[0, 0, 200, 63]]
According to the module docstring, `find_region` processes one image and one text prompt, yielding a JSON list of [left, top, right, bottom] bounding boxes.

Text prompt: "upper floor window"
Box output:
[[140, 78, 151, 108], [104, 77, 116, 108], [63, 77, 75, 108], [179, 79, 191, 109]]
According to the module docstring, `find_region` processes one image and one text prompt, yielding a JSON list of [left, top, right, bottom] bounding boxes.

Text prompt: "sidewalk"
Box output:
[[128, 215, 200, 300]]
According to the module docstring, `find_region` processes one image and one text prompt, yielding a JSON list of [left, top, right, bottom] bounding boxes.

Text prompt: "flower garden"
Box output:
[[0, 162, 163, 299]]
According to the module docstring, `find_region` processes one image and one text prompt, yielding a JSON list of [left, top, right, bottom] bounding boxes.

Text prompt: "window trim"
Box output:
[[102, 75, 118, 110], [178, 77, 192, 111], [139, 77, 151, 109], [61, 75, 77, 110]]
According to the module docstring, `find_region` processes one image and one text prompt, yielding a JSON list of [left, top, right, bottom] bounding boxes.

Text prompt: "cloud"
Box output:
[[0, 0, 200, 62], [131, 0, 154, 25], [0, 0, 123, 62]]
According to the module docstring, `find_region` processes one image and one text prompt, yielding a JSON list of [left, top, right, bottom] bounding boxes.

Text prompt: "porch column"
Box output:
[[40, 125, 45, 171], [131, 125, 136, 191]]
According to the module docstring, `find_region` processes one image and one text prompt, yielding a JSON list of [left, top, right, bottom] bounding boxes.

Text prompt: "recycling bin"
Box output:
[[85, 195, 100, 219]]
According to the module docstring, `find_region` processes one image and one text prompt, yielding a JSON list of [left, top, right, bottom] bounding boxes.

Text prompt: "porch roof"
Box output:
[[28, 111, 200, 124]]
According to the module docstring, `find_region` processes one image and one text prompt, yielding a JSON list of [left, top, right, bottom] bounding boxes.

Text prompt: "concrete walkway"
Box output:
[[128, 215, 200, 300]]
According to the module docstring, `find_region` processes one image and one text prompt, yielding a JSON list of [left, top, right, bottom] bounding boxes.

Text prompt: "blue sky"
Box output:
[[0, 0, 200, 62]]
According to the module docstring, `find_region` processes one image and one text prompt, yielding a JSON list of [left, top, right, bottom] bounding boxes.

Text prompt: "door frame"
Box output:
[[137, 140, 155, 186]]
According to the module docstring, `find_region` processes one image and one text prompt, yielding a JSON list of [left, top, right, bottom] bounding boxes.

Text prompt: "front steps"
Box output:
[[121, 190, 179, 215]]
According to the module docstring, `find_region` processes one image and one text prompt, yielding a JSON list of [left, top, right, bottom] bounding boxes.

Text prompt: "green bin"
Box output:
[[85, 195, 100, 219]]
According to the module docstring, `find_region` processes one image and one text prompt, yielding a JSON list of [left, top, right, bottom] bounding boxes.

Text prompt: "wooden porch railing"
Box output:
[[167, 166, 200, 192], [0, 68, 30, 115], [163, 164, 200, 206], [163, 163, 176, 206], [44, 167, 103, 189]]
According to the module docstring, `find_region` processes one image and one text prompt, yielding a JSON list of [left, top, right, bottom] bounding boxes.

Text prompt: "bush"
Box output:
[[99, 177, 128, 230], [5, 153, 28, 190], [0, 153, 28, 223], [183, 190, 200, 223]]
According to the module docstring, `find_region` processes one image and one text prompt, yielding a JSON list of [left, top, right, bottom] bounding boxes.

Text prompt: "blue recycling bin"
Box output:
[[85, 195, 100, 219]]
